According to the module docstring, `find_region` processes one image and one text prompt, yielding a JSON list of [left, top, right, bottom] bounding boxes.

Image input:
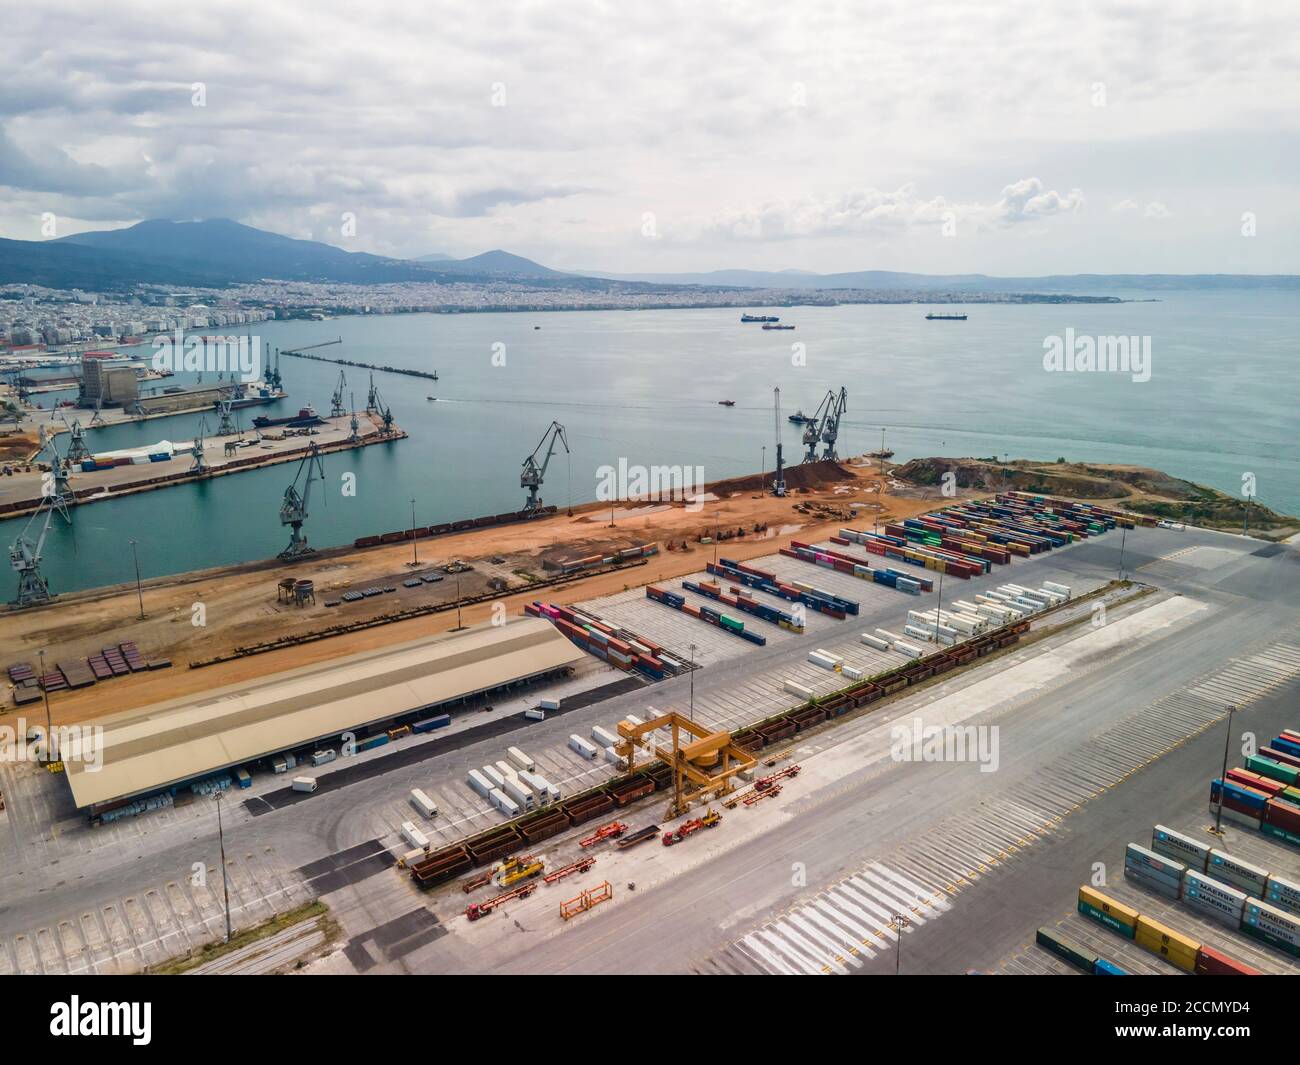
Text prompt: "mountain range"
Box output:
[[0, 218, 1294, 292]]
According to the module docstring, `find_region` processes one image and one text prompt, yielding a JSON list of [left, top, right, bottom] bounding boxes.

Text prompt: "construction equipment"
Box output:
[[465, 881, 538, 921], [59, 412, 91, 463], [820, 386, 847, 461], [579, 820, 628, 847], [662, 808, 722, 846], [521, 420, 569, 513], [277, 443, 325, 560], [494, 854, 544, 888], [543, 857, 596, 884], [330, 370, 347, 418], [771, 387, 786, 497], [560, 881, 612, 921], [8, 495, 57, 606]]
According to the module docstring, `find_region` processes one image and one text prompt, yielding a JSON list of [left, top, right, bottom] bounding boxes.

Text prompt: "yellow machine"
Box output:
[[615, 711, 757, 818], [495, 855, 544, 888]]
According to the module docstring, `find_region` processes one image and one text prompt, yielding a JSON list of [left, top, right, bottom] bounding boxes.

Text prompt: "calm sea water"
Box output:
[[7, 289, 1297, 595]]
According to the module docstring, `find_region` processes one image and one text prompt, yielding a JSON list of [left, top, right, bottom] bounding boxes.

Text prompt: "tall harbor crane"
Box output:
[[771, 387, 786, 497], [368, 382, 395, 434], [191, 415, 210, 474], [366, 372, 378, 414], [41, 432, 72, 523], [9, 495, 57, 606], [278, 443, 326, 559], [58, 412, 91, 464], [348, 392, 361, 443], [330, 370, 348, 418], [801, 390, 834, 463], [820, 386, 847, 461], [521, 421, 569, 513]]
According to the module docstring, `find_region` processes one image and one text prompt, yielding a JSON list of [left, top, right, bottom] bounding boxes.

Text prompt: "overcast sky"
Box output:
[[1, 0, 1296, 275]]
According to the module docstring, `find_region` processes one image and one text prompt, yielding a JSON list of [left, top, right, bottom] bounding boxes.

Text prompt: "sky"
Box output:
[[0, 0, 1296, 276]]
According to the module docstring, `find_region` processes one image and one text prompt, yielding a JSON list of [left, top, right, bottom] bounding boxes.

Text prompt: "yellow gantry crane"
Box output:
[[615, 711, 756, 819]]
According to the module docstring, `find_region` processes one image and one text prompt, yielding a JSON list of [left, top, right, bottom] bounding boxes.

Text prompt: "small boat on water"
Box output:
[[426, 396, 437, 402], [788, 410, 811, 424], [868, 449, 895, 459], [718, 400, 735, 407]]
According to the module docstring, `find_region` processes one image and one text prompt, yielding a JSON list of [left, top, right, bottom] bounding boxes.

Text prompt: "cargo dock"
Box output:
[[0, 413, 404, 519]]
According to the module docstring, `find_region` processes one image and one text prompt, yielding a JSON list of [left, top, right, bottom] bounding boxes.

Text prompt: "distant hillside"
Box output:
[[590, 267, 1300, 292], [414, 252, 452, 262], [5, 219, 601, 290]]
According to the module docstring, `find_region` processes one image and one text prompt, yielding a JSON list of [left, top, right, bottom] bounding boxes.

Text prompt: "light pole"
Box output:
[[892, 914, 910, 974], [761, 445, 766, 494], [454, 576, 464, 631], [216, 791, 233, 943], [686, 642, 696, 723], [1117, 526, 1128, 581], [129, 538, 146, 619], [38, 647, 53, 764], [933, 569, 944, 642], [409, 498, 419, 567], [1213, 704, 1237, 835]]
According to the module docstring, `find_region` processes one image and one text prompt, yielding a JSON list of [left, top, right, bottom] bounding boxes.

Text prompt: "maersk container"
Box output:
[[410, 788, 438, 818], [1208, 849, 1269, 896], [401, 821, 430, 850], [491, 789, 521, 818], [508, 746, 535, 772], [467, 769, 495, 798], [1093, 958, 1127, 975], [481, 765, 506, 789], [569, 734, 599, 760], [591, 725, 618, 747], [1152, 824, 1210, 871]]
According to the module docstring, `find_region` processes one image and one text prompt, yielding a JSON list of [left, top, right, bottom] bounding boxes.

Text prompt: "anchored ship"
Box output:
[[741, 314, 780, 323]]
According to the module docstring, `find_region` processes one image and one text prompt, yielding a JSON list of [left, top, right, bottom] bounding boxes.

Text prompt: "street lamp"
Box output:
[[761, 445, 766, 494], [454, 576, 464, 631], [37, 647, 53, 764], [688, 643, 698, 720], [129, 538, 146, 619], [892, 914, 910, 975], [1117, 526, 1128, 581], [409, 498, 419, 567], [933, 569, 944, 642], [1213, 704, 1237, 835], [216, 791, 233, 943]]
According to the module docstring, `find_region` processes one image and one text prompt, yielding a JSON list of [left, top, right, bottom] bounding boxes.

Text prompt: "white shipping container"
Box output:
[[860, 634, 890, 651], [410, 788, 438, 818], [842, 665, 864, 680], [875, 629, 903, 643], [524, 708, 546, 721], [625, 714, 644, 727], [539, 698, 560, 711], [401, 821, 430, 850], [495, 759, 519, 782], [502, 777, 535, 810], [604, 745, 627, 768], [894, 641, 923, 658], [1043, 581, 1071, 598], [807, 652, 839, 671], [491, 789, 521, 818], [903, 625, 933, 642], [591, 725, 618, 747], [507, 746, 535, 772], [569, 734, 599, 760], [784, 679, 815, 698], [291, 776, 317, 793], [481, 765, 506, 789], [467, 769, 495, 798]]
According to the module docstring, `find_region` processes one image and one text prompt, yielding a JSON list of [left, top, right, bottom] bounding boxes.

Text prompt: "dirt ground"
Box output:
[[0, 456, 954, 727]]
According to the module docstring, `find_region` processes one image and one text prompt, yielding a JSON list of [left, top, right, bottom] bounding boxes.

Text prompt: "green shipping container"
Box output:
[[1036, 927, 1098, 972], [1078, 900, 1138, 938], [1247, 755, 1299, 786], [1239, 920, 1300, 958]]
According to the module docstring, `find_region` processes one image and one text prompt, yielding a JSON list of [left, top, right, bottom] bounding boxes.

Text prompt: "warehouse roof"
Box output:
[[65, 617, 584, 810]]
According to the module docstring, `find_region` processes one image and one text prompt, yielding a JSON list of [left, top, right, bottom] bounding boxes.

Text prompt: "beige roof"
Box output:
[[65, 617, 584, 809]]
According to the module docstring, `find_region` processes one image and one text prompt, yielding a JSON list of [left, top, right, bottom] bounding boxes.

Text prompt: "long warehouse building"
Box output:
[[64, 616, 585, 812]]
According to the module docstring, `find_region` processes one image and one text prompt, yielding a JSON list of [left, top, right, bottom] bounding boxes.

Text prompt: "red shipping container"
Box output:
[[1195, 945, 1262, 976], [1260, 746, 1300, 770], [1264, 798, 1300, 834], [1226, 768, 1287, 797]]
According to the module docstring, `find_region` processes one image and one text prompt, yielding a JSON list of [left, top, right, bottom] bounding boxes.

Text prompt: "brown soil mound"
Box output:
[[711, 459, 854, 495]]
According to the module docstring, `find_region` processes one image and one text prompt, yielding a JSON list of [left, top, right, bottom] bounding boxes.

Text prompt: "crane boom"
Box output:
[[278, 443, 326, 559]]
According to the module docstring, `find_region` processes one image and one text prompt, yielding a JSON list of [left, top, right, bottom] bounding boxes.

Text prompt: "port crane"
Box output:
[[278, 443, 325, 559], [330, 371, 348, 418], [820, 386, 847, 461], [521, 421, 569, 513], [368, 382, 395, 435], [9, 495, 57, 606], [190, 415, 210, 474], [58, 412, 91, 464], [801, 390, 834, 462]]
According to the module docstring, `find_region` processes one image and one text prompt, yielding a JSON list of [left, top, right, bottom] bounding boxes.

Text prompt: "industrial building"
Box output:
[[78, 354, 138, 408], [64, 617, 585, 813]]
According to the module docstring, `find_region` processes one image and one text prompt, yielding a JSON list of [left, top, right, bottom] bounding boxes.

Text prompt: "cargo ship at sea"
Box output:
[[925, 313, 967, 321], [762, 323, 795, 330], [252, 403, 324, 429], [741, 314, 780, 323], [220, 381, 287, 409]]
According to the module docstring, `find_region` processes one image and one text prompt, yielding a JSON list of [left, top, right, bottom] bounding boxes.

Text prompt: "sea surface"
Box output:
[[6, 289, 1297, 595]]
